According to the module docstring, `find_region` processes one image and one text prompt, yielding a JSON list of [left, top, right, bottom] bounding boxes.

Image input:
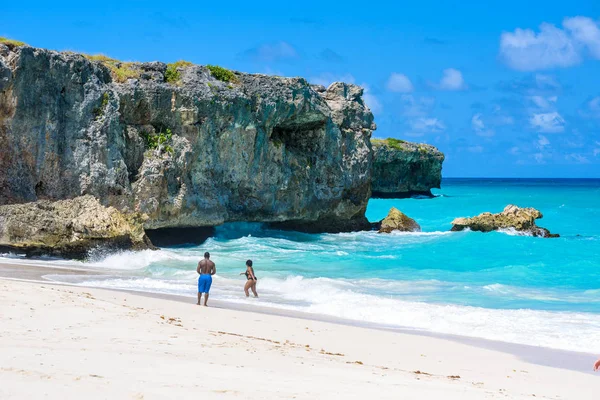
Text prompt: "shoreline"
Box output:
[[2, 273, 599, 399], [0, 259, 595, 375]]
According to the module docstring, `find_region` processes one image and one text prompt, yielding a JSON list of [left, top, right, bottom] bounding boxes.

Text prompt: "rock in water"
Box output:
[[0, 44, 375, 233], [371, 138, 444, 198], [0, 196, 154, 258], [450, 205, 559, 238], [377, 207, 421, 233]]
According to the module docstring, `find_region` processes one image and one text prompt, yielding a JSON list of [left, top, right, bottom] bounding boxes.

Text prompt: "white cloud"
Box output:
[[471, 114, 495, 137], [509, 146, 520, 155], [529, 95, 557, 109], [499, 16, 600, 71], [361, 84, 382, 114], [408, 117, 446, 136], [535, 74, 561, 91], [472, 114, 485, 130], [386, 73, 414, 93], [588, 97, 600, 117], [529, 112, 565, 133], [563, 16, 600, 58], [490, 106, 515, 125], [400, 95, 435, 117], [363, 93, 382, 113], [496, 115, 515, 125], [438, 68, 466, 90], [537, 134, 550, 147], [565, 153, 590, 164], [578, 96, 600, 119], [533, 153, 545, 163]]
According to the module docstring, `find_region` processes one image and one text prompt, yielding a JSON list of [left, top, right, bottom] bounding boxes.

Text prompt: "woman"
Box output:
[[240, 259, 258, 298]]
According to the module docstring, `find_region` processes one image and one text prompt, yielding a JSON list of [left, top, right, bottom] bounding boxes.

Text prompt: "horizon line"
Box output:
[[441, 176, 600, 180]]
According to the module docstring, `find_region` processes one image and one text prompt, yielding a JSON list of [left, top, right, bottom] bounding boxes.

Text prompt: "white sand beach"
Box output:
[[1, 269, 598, 399]]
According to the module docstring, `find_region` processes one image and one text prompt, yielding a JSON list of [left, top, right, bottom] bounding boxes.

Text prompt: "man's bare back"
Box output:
[[197, 258, 215, 275]]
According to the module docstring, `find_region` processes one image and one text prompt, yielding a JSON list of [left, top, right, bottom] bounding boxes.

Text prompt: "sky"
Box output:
[[2, 0, 600, 177]]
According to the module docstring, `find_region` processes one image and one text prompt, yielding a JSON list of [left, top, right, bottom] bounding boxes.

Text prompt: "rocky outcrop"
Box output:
[[371, 138, 444, 198], [375, 207, 421, 233], [0, 195, 153, 258], [451, 205, 559, 238], [0, 44, 375, 233]]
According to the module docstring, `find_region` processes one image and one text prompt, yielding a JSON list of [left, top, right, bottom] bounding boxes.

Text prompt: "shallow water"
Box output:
[[5, 178, 600, 353]]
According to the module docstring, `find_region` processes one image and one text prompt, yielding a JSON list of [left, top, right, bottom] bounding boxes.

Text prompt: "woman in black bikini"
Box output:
[[240, 259, 258, 298]]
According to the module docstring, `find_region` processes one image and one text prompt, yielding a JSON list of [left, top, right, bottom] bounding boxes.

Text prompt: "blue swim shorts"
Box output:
[[198, 274, 212, 293]]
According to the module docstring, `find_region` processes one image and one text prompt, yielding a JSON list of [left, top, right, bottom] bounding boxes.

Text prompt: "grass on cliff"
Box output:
[[141, 128, 174, 154], [206, 65, 238, 83], [0, 37, 28, 49], [92, 92, 110, 119], [372, 138, 407, 150], [165, 60, 193, 84], [83, 54, 142, 83]]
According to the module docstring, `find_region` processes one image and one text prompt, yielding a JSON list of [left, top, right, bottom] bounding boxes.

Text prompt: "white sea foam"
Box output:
[[497, 228, 533, 237], [388, 230, 453, 236]]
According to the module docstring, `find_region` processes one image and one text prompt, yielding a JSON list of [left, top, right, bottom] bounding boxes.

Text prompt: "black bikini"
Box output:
[[245, 267, 257, 281]]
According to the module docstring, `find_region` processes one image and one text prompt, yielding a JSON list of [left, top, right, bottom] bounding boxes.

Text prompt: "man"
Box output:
[[197, 252, 216, 306]]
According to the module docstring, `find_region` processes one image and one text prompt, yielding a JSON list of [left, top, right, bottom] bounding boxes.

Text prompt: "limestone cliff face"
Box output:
[[0, 44, 375, 232], [371, 139, 444, 198]]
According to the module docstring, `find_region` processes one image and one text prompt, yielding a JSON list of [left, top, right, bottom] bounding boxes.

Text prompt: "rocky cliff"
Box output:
[[371, 138, 444, 198], [0, 195, 153, 258], [0, 43, 375, 233]]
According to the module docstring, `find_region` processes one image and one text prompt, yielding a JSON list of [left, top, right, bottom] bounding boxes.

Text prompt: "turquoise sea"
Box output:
[[5, 178, 600, 353]]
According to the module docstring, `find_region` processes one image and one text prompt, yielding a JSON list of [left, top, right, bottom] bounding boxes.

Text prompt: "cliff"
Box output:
[[371, 138, 444, 198], [0, 43, 375, 233]]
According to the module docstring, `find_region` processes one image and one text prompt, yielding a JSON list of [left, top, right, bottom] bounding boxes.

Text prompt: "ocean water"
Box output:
[[4, 178, 600, 353]]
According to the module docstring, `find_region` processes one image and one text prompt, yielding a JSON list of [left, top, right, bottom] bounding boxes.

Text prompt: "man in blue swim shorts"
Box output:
[[197, 252, 216, 306]]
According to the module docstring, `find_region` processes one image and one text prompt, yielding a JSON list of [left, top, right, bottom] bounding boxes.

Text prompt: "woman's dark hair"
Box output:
[[246, 259, 253, 267]]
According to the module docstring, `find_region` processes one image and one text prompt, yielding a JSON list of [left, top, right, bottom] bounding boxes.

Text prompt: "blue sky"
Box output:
[[2, 0, 600, 177]]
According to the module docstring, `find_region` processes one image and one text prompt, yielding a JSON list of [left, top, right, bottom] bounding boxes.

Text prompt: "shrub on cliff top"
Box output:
[[83, 54, 142, 83], [0, 37, 27, 49], [165, 60, 193, 84], [206, 65, 238, 83], [372, 138, 406, 151]]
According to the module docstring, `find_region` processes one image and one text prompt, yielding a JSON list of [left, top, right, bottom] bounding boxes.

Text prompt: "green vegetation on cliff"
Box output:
[[141, 128, 174, 154], [165, 60, 193, 84], [371, 137, 407, 150], [83, 54, 143, 83], [93, 92, 110, 119], [0, 37, 27, 49], [206, 65, 238, 83]]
